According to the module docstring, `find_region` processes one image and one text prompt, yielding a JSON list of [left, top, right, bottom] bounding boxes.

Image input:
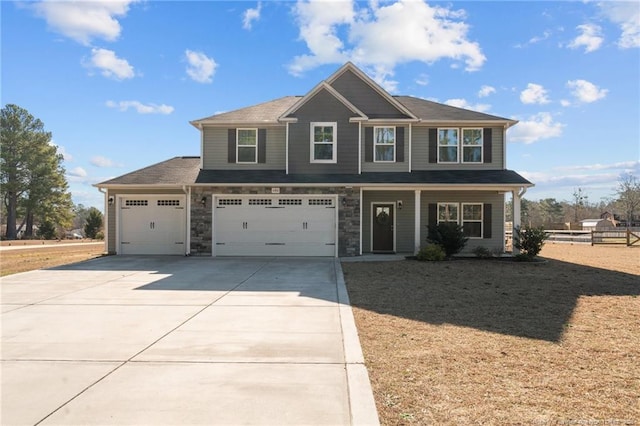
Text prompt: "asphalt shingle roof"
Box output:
[[394, 96, 515, 123], [190, 96, 302, 126], [97, 157, 201, 185]]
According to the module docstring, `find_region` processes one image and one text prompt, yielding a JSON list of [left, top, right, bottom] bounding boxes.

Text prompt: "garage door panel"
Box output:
[[214, 197, 336, 257]]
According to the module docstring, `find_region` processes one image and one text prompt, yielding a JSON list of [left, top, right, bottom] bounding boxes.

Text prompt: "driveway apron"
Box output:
[[0, 256, 378, 425]]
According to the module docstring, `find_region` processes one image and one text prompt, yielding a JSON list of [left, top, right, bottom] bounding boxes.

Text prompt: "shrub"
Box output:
[[95, 231, 105, 240], [37, 220, 57, 240], [513, 225, 548, 260], [427, 222, 468, 258], [416, 244, 446, 261], [473, 246, 493, 259]]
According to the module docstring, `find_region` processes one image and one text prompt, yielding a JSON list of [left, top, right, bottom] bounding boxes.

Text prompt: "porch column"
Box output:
[[512, 188, 522, 255], [414, 190, 421, 254]]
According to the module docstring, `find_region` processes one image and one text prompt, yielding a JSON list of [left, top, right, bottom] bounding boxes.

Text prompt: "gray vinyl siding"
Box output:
[[419, 191, 505, 253], [362, 191, 415, 253], [361, 125, 410, 172], [411, 126, 504, 170], [202, 126, 286, 170], [106, 188, 185, 254], [330, 70, 408, 119], [288, 89, 359, 174]]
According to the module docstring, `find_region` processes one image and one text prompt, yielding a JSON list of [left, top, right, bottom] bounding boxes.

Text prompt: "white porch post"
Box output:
[[414, 190, 421, 254], [512, 189, 522, 255]]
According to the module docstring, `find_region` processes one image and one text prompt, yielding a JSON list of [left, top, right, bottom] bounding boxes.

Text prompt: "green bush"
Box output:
[[472, 246, 493, 259], [95, 231, 105, 240], [513, 225, 548, 259], [427, 222, 468, 258], [416, 244, 446, 261], [37, 220, 57, 240]]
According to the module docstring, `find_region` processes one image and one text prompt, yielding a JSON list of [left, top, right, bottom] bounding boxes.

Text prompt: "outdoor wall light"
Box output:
[[200, 196, 207, 206], [397, 200, 403, 209], [342, 197, 347, 207], [108, 196, 114, 206]]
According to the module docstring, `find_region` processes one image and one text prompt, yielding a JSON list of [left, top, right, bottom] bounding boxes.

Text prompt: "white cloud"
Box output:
[[105, 100, 174, 115], [185, 50, 217, 83], [31, 0, 138, 45], [90, 156, 123, 168], [566, 79, 608, 103], [560, 99, 571, 107], [558, 161, 639, 172], [508, 112, 564, 144], [289, 0, 485, 90], [520, 83, 550, 105], [243, 2, 262, 30], [478, 85, 496, 98], [415, 74, 429, 86], [85, 48, 135, 80], [598, 2, 640, 49], [67, 166, 87, 177], [50, 141, 73, 161], [567, 24, 603, 53], [444, 98, 491, 113]]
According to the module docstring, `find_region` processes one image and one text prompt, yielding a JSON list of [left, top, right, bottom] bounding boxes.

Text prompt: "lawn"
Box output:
[[342, 244, 639, 425], [0, 242, 105, 276]]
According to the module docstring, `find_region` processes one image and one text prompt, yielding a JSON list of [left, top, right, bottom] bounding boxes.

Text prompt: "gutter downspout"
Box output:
[[98, 187, 108, 254]]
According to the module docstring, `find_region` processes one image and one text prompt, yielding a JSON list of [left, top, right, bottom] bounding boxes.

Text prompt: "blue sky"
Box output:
[[2, 0, 639, 210]]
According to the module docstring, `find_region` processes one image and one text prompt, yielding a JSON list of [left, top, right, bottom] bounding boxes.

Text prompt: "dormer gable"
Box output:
[[279, 81, 367, 122]]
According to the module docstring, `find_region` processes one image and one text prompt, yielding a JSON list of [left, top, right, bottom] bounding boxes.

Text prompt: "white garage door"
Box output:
[[214, 196, 337, 257], [119, 195, 186, 255]]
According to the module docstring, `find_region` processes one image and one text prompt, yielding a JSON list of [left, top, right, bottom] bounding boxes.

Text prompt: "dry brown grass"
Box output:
[[342, 244, 639, 425], [0, 243, 105, 276]]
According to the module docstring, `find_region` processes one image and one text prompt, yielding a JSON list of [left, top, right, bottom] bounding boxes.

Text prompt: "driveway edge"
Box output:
[[335, 260, 380, 426]]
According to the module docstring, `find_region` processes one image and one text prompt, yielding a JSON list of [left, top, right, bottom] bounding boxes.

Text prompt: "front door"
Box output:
[[372, 203, 394, 252]]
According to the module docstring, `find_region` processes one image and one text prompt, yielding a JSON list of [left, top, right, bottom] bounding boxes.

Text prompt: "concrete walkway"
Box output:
[[1, 256, 379, 425]]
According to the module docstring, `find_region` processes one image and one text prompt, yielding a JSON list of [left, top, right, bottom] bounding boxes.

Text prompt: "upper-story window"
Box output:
[[438, 128, 483, 164], [462, 129, 483, 163], [374, 127, 395, 162], [310, 122, 337, 163], [438, 128, 459, 163], [237, 128, 257, 163]]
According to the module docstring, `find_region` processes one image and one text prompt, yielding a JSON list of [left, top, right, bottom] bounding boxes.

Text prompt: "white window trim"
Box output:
[[373, 126, 396, 163], [437, 128, 459, 164], [236, 128, 258, 164], [310, 122, 337, 164], [462, 202, 483, 239], [461, 128, 483, 164]]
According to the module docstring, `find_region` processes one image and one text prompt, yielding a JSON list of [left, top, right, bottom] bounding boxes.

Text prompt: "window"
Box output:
[[237, 128, 257, 163], [438, 128, 459, 163], [311, 122, 337, 163], [462, 203, 483, 238], [437, 203, 459, 223], [374, 127, 395, 162], [462, 129, 483, 163]]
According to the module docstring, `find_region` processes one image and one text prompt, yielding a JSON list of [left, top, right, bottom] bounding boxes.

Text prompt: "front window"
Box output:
[[462, 203, 483, 238], [437, 203, 459, 223], [311, 122, 337, 163], [462, 128, 483, 163], [438, 128, 459, 163], [237, 129, 257, 163], [374, 127, 395, 162]]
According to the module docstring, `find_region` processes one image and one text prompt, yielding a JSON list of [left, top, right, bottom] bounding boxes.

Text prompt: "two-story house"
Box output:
[[96, 62, 532, 257]]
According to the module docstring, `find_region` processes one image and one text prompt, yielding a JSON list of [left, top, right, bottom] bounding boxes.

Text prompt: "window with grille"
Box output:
[[278, 199, 302, 205], [125, 200, 148, 206], [157, 200, 180, 206], [218, 199, 242, 205], [309, 199, 333, 206], [248, 199, 272, 205]]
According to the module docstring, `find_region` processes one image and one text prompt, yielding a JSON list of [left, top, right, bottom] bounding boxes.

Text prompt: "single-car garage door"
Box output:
[[119, 195, 186, 255], [213, 196, 337, 257]]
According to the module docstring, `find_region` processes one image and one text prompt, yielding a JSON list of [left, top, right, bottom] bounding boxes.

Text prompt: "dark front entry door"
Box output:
[[372, 204, 394, 252]]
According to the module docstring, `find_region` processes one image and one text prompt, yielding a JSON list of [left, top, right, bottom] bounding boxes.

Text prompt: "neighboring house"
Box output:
[[581, 218, 617, 231], [95, 63, 533, 257]]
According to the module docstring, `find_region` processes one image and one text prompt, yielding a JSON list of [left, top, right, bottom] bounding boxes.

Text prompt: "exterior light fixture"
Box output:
[[201, 196, 207, 206], [108, 196, 114, 206]]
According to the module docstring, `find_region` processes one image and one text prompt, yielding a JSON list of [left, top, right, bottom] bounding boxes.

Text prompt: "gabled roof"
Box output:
[[96, 157, 201, 186], [190, 96, 301, 127], [279, 81, 368, 121]]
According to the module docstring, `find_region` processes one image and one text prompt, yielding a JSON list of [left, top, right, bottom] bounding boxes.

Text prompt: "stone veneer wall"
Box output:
[[189, 186, 361, 256]]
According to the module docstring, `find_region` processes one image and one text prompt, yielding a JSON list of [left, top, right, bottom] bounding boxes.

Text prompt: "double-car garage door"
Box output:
[[214, 196, 337, 257], [118, 194, 337, 256]]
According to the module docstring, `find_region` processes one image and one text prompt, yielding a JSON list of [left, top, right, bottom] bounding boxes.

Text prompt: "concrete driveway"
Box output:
[[1, 256, 378, 425]]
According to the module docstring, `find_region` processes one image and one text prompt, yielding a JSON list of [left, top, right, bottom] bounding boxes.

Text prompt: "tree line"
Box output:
[[1, 104, 102, 240]]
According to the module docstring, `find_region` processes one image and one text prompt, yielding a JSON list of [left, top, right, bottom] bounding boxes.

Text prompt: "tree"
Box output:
[[571, 188, 589, 223], [1, 104, 73, 239], [538, 198, 564, 225], [84, 207, 103, 239], [615, 173, 640, 228]]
